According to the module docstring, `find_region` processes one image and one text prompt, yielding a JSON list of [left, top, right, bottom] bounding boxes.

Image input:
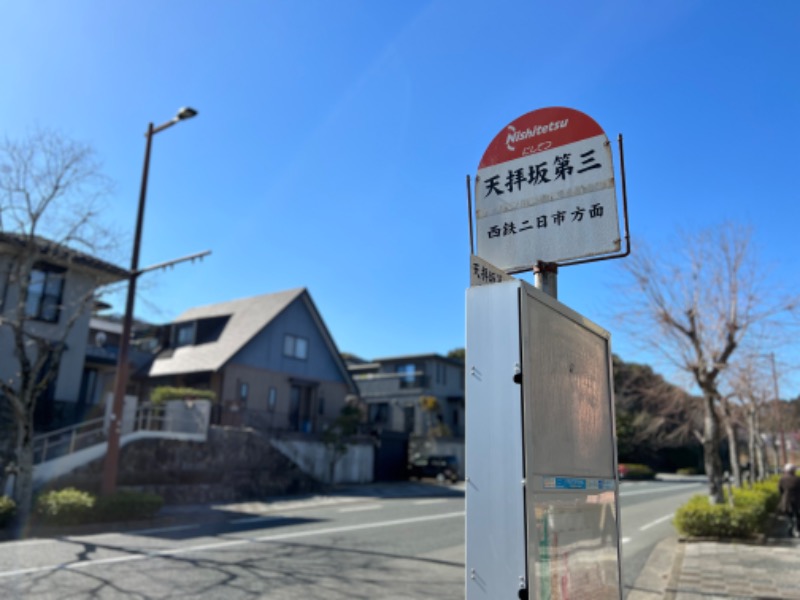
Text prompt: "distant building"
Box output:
[[349, 353, 465, 438], [0, 232, 127, 432], [147, 288, 357, 433]]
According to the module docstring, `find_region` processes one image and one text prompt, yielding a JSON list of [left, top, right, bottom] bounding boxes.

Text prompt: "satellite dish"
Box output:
[[94, 331, 107, 347]]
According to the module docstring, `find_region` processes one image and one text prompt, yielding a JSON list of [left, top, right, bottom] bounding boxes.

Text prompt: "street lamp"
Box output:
[[101, 107, 198, 495]]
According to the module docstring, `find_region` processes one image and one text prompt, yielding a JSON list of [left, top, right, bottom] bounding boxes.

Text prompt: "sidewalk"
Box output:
[[629, 518, 800, 600]]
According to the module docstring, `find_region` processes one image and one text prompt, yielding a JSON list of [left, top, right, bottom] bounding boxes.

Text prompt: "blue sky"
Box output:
[[2, 1, 798, 394]]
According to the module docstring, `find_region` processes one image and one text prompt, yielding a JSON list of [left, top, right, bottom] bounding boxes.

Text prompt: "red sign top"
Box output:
[[478, 107, 606, 170]]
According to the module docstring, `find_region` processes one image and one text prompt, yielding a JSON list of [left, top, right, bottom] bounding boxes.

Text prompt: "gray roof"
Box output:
[[0, 232, 128, 283], [148, 288, 306, 377]]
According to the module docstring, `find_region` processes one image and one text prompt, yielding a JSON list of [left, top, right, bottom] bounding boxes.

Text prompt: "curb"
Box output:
[[627, 536, 680, 600]]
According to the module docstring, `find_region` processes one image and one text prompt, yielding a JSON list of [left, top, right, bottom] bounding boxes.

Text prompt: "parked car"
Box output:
[[408, 455, 459, 483]]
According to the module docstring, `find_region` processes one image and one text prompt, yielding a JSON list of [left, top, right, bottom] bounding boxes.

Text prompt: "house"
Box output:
[[0, 232, 128, 432], [79, 315, 160, 422], [147, 288, 357, 433], [348, 353, 465, 438]]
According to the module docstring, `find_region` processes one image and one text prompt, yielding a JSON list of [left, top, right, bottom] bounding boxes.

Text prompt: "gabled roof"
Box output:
[[0, 232, 128, 283], [149, 288, 306, 376], [148, 288, 357, 392]]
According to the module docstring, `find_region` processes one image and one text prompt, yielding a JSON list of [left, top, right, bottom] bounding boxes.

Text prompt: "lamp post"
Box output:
[[101, 107, 198, 495]]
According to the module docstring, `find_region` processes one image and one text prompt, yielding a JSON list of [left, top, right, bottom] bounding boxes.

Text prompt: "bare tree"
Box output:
[[728, 358, 773, 484], [718, 392, 745, 487], [0, 129, 118, 525], [619, 223, 798, 503]]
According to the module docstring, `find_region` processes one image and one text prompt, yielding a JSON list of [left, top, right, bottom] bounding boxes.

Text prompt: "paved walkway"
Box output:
[[630, 518, 800, 600]]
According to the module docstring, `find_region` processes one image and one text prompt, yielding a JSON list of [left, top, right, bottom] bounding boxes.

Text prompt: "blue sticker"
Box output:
[[554, 477, 587, 490]]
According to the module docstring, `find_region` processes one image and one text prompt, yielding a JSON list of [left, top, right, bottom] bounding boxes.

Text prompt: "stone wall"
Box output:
[[46, 426, 322, 504]]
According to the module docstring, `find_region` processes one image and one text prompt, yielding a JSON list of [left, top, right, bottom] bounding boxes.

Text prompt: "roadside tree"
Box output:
[[0, 129, 117, 526], [619, 223, 798, 503]]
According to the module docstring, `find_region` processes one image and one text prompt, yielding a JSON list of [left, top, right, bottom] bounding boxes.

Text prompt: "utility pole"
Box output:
[[770, 352, 788, 467]]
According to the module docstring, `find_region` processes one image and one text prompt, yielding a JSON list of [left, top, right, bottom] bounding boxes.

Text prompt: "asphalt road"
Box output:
[[0, 479, 705, 599], [618, 478, 707, 597]]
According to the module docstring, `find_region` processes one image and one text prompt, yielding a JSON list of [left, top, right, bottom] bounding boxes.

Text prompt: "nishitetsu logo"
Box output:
[[505, 119, 569, 151]]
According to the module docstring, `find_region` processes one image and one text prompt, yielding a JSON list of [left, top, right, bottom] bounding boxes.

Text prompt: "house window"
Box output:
[[396, 363, 419, 388], [268, 387, 277, 412], [368, 403, 389, 425], [25, 264, 65, 323], [175, 322, 195, 347], [239, 381, 249, 405], [283, 334, 308, 360], [435, 363, 447, 385]]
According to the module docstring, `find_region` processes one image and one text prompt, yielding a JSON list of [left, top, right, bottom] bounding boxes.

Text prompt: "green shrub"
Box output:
[[35, 488, 95, 526], [619, 463, 655, 480], [0, 495, 16, 527], [751, 477, 780, 513], [95, 491, 163, 522], [150, 386, 215, 404], [675, 478, 780, 539], [676, 467, 699, 476]]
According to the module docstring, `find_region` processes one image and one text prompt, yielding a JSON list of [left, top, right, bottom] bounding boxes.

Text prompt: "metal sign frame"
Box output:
[[465, 279, 622, 599]]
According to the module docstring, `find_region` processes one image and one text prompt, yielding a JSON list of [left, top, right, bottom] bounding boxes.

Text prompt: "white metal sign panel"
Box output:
[[465, 281, 527, 599], [476, 107, 620, 272], [469, 254, 514, 287]]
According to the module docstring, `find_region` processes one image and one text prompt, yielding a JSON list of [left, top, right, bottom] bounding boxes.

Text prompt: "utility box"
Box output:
[[466, 279, 621, 599]]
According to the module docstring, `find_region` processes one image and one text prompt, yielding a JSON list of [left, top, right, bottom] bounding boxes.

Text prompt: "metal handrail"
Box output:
[[32, 402, 210, 465], [33, 416, 106, 443]]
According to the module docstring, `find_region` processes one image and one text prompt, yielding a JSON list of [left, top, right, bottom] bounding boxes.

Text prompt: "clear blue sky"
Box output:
[[2, 1, 798, 394]]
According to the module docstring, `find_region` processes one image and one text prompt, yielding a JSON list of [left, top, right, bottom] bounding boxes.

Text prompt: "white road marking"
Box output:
[[619, 483, 704, 497], [639, 514, 674, 531], [0, 511, 465, 579], [621, 537, 632, 544], [413, 499, 446, 506]]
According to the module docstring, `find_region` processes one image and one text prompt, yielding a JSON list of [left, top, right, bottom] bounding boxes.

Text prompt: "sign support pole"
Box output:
[[534, 261, 558, 299]]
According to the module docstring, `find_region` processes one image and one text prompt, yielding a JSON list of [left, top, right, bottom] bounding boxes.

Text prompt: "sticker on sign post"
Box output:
[[475, 107, 621, 273], [470, 254, 514, 287]]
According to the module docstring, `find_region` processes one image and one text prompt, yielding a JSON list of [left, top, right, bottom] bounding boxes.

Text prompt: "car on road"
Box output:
[[407, 455, 459, 483]]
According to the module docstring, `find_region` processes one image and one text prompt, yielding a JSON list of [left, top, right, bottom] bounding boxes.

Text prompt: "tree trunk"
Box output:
[[12, 422, 35, 537], [719, 398, 742, 488], [702, 395, 725, 504], [753, 408, 767, 481], [747, 408, 756, 486]]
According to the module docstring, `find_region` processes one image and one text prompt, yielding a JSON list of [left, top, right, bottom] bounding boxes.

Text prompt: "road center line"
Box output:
[[0, 511, 465, 579], [639, 514, 674, 531]]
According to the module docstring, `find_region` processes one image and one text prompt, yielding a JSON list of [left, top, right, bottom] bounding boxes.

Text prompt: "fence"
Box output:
[[32, 399, 211, 465]]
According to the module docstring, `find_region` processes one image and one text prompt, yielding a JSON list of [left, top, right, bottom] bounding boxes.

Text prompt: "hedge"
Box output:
[[95, 490, 163, 522], [34, 488, 164, 526], [0, 495, 15, 528], [674, 478, 780, 539], [35, 488, 95, 526], [619, 463, 656, 480], [150, 386, 216, 404]]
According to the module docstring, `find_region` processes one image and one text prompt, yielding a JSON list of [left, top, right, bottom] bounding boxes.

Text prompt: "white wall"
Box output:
[[270, 438, 374, 484]]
